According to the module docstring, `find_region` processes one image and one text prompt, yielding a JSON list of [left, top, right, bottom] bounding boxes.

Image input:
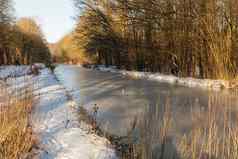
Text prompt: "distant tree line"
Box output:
[[50, 32, 90, 64], [74, 0, 238, 79], [0, 0, 51, 65]]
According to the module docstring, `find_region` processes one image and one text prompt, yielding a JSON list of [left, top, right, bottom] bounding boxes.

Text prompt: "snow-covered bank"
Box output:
[[0, 64, 45, 80], [0, 65, 30, 79], [91, 65, 233, 90], [0, 66, 117, 159], [33, 69, 117, 159]]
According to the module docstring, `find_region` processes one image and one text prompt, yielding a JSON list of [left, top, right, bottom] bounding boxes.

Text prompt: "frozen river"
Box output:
[[55, 65, 238, 137]]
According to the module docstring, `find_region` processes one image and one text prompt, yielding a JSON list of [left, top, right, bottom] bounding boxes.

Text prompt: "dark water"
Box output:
[[55, 65, 238, 137]]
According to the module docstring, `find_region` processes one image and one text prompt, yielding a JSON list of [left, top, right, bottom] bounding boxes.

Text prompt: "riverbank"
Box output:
[[85, 65, 237, 91], [53, 65, 238, 159], [0, 66, 117, 159]]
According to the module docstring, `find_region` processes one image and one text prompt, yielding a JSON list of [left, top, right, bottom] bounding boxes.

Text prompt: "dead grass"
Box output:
[[119, 91, 238, 159], [0, 77, 36, 159], [177, 93, 238, 159]]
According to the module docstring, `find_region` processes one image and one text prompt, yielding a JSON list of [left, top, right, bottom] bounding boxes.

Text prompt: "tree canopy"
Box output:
[[0, 1, 51, 65], [74, 0, 238, 79]]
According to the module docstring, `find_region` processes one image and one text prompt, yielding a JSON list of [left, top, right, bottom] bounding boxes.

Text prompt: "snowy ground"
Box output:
[[0, 65, 30, 79], [0, 66, 117, 159], [90, 65, 232, 91], [0, 64, 46, 80]]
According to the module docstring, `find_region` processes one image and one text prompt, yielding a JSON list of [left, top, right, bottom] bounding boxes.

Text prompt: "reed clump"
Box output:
[[121, 92, 238, 159], [0, 77, 36, 159]]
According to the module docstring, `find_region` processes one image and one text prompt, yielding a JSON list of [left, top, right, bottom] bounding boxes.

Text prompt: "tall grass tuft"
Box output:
[[177, 93, 238, 159], [120, 91, 238, 159], [0, 77, 36, 159]]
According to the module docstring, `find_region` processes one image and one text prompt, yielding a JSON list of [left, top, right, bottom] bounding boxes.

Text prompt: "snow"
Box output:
[[0, 64, 45, 80], [0, 66, 117, 159], [94, 65, 230, 90], [0, 67, 35, 106], [0, 65, 30, 79], [32, 69, 117, 159]]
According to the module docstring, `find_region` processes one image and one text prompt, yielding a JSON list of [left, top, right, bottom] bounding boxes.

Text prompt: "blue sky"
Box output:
[[14, 0, 76, 43]]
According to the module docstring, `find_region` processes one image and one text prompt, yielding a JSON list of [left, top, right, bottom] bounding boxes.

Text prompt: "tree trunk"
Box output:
[[0, 49, 4, 65]]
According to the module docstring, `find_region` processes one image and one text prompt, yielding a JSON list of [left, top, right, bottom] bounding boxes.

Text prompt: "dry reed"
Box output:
[[0, 76, 36, 159], [120, 91, 238, 159]]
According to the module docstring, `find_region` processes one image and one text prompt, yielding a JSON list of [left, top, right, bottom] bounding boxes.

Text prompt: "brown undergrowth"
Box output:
[[0, 77, 37, 159]]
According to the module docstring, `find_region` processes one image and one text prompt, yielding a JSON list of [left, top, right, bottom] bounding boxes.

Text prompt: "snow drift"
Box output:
[[93, 65, 231, 91]]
